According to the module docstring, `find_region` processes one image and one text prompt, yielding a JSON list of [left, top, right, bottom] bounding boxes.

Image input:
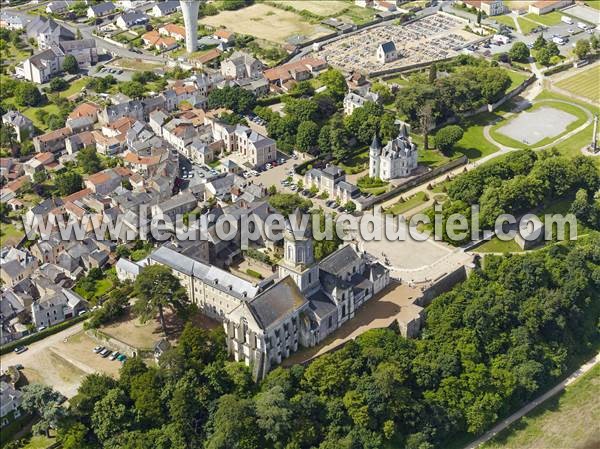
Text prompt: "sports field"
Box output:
[[555, 65, 600, 105], [200, 3, 330, 44], [273, 0, 349, 16]]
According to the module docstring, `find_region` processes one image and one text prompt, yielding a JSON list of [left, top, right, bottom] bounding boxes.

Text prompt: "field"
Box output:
[[492, 14, 516, 29], [516, 16, 539, 34], [272, 0, 349, 17], [506, 70, 529, 91], [200, 4, 330, 44], [476, 237, 523, 253], [454, 112, 501, 160], [555, 65, 600, 105], [482, 364, 600, 449], [524, 11, 562, 26]]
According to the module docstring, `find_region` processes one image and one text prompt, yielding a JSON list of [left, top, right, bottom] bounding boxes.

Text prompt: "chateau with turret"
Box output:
[[369, 125, 418, 180]]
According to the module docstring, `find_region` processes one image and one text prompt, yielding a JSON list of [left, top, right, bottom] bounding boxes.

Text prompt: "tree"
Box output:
[[418, 101, 434, 150], [49, 77, 68, 92], [284, 98, 319, 122], [91, 388, 131, 443], [370, 82, 393, 104], [573, 39, 590, 60], [509, 41, 530, 62], [71, 373, 118, 419], [14, 82, 42, 107], [295, 120, 319, 153], [62, 54, 79, 74], [207, 85, 256, 114], [33, 169, 48, 184], [318, 69, 347, 101], [536, 46, 552, 66], [590, 33, 599, 51], [58, 422, 93, 449], [434, 125, 464, 154], [532, 34, 546, 51], [21, 384, 66, 437], [290, 80, 314, 97], [118, 80, 146, 99], [206, 394, 261, 449], [254, 386, 293, 444], [476, 10, 482, 25], [318, 125, 332, 154], [344, 201, 356, 213], [54, 170, 83, 196], [133, 264, 189, 335], [76, 146, 103, 174], [428, 63, 437, 83]]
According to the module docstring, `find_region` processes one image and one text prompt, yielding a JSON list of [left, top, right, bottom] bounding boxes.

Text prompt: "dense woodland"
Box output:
[[13, 233, 600, 449], [429, 149, 600, 244]]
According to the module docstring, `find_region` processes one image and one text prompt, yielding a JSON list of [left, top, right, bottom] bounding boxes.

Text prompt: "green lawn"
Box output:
[[337, 5, 376, 25], [493, 14, 516, 29], [454, 112, 501, 160], [475, 236, 524, 253], [506, 70, 529, 91], [20, 435, 57, 449], [20, 103, 61, 131], [60, 76, 90, 97], [490, 100, 589, 150], [386, 191, 429, 216], [524, 11, 562, 26], [585, 1, 600, 9], [338, 147, 369, 175], [0, 221, 24, 247], [482, 364, 600, 449], [516, 16, 539, 34]]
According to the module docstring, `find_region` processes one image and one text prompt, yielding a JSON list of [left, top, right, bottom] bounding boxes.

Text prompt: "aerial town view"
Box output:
[[0, 0, 598, 448]]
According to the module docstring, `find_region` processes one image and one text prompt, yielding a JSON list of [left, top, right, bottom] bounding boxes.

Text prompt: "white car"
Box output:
[[266, 163, 272, 169]]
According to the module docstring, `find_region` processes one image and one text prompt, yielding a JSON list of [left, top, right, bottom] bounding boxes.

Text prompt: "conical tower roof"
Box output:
[[370, 133, 381, 149]]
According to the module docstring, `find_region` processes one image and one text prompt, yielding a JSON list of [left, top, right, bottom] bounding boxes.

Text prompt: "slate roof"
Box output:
[[247, 276, 307, 329], [319, 244, 361, 276], [380, 41, 396, 54]]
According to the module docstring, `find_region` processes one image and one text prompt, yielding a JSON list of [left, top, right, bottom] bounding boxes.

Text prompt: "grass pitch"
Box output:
[[555, 65, 600, 105]]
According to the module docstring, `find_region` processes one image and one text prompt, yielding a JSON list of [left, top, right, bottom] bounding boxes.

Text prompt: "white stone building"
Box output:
[[369, 126, 418, 180]]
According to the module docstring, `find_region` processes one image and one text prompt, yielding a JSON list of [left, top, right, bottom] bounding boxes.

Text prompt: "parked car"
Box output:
[[101, 350, 112, 358], [99, 348, 110, 357], [93, 346, 105, 353], [15, 364, 24, 370], [109, 351, 121, 361], [14, 346, 27, 354], [265, 163, 272, 169], [117, 354, 127, 362]]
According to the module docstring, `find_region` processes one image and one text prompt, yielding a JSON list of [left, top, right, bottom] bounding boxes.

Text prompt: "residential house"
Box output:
[[68, 102, 101, 123], [458, 0, 505, 16], [87, 2, 116, 18], [214, 28, 234, 44], [220, 51, 263, 80], [65, 130, 96, 154], [151, 1, 180, 17], [2, 111, 34, 142], [33, 127, 71, 153], [23, 152, 55, 180], [158, 23, 186, 41], [0, 382, 23, 426], [31, 287, 85, 328], [0, 13, 25, 30], [116, 12, 149, 30], [369, 126, 418, 180], [25, 17, 74, 50], [343, 91, 380, 115], [0, 248, 37, 288], [263, 57, 328, 88], [304, 164, 360, 203], [151, 191, 197, 222], [84, 168, 127, 195], [142, 30, 177, 50]]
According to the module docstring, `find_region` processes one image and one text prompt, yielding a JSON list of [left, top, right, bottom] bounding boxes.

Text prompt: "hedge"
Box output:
[[0, 314, 88, 356], [246, 269, 263, 279]]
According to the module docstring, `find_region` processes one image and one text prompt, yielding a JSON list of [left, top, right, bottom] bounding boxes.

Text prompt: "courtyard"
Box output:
[[497, 106, 579, 146], [315, 13, 481, 74]]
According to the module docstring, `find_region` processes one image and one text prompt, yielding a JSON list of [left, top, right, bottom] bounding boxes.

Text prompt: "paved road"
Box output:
[[463, 353, 600, 449]]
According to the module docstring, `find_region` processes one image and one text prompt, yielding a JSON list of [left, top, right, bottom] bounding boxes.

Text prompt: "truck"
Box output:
[[552, 36, 566, 45], [561, 16, 573, 25], [577, 21, 588, 30]]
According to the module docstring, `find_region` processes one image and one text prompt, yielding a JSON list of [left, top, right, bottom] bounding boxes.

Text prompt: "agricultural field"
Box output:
[[272, 0, 349, 17], [555, 65, 600, 105], [200, 3, 331, 44], [482, 364, 600, 449]]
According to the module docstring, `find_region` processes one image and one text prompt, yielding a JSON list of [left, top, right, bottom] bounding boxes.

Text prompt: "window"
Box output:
[[328, 316, 333, 328]]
